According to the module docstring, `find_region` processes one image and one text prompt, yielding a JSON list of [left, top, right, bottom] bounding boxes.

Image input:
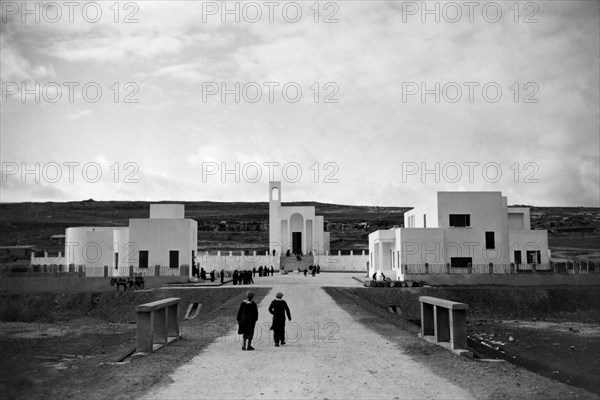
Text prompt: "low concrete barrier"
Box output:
[[135, 297, 181, 353], [419, 296, 470, 357]]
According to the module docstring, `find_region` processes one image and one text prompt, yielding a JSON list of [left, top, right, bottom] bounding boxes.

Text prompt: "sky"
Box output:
[[1, 0, 599, 207]]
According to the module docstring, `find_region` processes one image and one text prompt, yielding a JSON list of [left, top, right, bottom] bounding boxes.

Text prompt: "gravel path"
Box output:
[[142, 274, 474, 400]]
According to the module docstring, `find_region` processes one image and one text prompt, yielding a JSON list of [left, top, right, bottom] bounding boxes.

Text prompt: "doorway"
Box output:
[[514, 250, 522, 265], [292, 232, 302, 255]]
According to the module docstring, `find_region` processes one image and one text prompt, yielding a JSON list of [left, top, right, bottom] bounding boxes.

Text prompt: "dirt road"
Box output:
[[143, 274, 474, 399]]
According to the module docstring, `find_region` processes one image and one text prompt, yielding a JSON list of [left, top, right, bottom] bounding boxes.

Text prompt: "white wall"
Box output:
[[196, 252, 278, 272], [397, 228, 445, 264], [508, 207, 531, 230], [314, 254, 369, 272], [439, 192, 510, 264], [150, 204, 184, 219], [129, 218, 197, 268], [65, 227, 118, 266]]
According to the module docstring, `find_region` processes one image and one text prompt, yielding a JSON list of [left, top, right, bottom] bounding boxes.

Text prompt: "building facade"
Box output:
[[65, 204, 197, 275], [269, 181, 330, 256], [369, 192, 549, 280]]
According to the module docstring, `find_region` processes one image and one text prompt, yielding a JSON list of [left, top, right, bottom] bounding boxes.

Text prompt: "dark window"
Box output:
[[526, 250, 541, 264], [169, 250, 179, 268], [450, 257, 472, 268], [139, 251, 149, 268], [449, 214, 470, 227], [514, 250, 522, 265], [485, 232, 495, 249]]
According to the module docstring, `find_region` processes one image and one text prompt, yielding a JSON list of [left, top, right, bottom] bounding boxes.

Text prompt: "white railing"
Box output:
[[471, 264, 489, 274], [448, 267, 469, 274], [427, 264, 447, 274], [404, 264, 427, 274], [493, 264, 511, 274], [84, 266, 105, 277]]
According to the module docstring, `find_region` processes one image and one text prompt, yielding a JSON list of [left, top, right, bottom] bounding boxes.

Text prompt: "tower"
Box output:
[[269, 181, 282, 256]]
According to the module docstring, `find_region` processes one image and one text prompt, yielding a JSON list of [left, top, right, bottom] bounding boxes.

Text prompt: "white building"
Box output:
[[65, 204, 197, 275], [369, 192, 549, 280], [269, 181, 330, 256]]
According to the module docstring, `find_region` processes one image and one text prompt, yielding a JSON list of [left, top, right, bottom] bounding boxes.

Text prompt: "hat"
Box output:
[[246, 291, 255, 299], [276, 292, 283, 299]]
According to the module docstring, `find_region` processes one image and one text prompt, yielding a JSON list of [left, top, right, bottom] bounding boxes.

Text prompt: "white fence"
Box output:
[[400, 262, 583, 275]]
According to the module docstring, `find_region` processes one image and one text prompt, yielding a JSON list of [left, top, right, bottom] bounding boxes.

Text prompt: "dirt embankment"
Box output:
[[0, 287, 270, 400], [327, 286, 600, 395], [339, 286, 600, 322]]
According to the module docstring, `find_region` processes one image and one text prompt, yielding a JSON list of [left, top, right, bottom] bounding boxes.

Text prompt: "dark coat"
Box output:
[[268, 299, 291, 329], [237, 300, 258, 335]]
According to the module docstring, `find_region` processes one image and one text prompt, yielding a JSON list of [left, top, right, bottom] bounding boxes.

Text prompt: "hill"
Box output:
[[0, 201, 598, 255]]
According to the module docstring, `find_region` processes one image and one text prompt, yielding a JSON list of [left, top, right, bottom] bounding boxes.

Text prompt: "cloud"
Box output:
[[0, 35, 55, 81], [43, 35, 185, 63], [152, 63, 214, 83], [67, 109, 91, 120]]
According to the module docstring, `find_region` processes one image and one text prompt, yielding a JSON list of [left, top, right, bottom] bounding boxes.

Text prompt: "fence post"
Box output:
[[129, 265, 134, 278], [488, 263, 493, 275], [155, 265, 160, 277]]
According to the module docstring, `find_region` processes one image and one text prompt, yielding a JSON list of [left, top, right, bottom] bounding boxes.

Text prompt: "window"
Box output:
[[169, 250, 179, 268], [485, 232, 495, 249], [514, 250, 522, 265], [526, 250, 541, 264], [139, 251, 149, 268], [450, 257, 472, 268], [449, 214, 470, 227]]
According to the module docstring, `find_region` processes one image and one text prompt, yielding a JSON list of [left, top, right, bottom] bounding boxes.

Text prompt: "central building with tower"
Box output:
[[269, 181, 330, 256]]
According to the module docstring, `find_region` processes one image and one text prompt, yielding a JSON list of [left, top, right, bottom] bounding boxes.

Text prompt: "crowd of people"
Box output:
[[191, 265, 225, 283], [298, 264, 321, 276], [192, 262, 323, 285], [232, 265, 275, 285]]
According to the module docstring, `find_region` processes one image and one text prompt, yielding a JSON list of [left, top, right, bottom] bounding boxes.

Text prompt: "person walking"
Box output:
[[220, 269, 224, 284], [268, 292, 291, 347], [237, 291, 258, 351]]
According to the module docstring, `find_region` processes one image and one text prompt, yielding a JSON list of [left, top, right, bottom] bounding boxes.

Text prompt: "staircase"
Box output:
[[280, 256, 314, 273]]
